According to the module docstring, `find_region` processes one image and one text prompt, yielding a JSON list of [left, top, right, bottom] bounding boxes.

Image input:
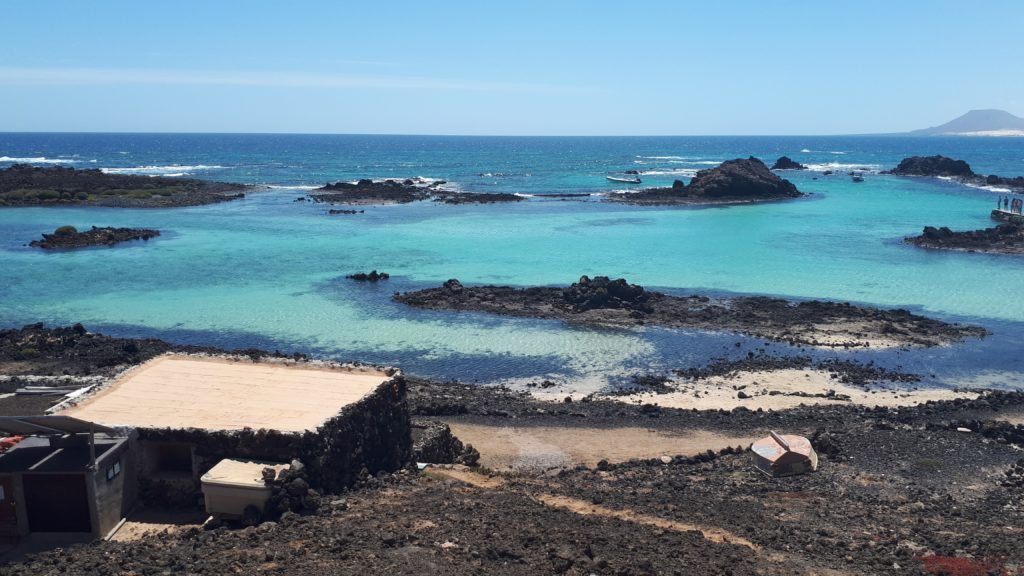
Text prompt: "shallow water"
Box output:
[[2, 134, 1023, 391]]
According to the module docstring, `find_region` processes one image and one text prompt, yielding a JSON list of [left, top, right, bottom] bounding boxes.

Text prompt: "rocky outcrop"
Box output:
[[0, 164, 247, 208], [561, 275, 651, 313], [395, 276, 987, 348], [770, 156, 807, 170], [311, 178, 523, 206], [885, 155, 1024, 191], [347, 270, 390, 282], [906, 223, 1024, 255], [610, 157, 802, 206], [885, 156, 975, 177], [29, 225, 160, 249], [313, 179, 433, 205]]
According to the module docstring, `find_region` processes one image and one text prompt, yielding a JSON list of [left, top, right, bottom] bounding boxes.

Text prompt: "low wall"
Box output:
[[136, 375, 411, 504]]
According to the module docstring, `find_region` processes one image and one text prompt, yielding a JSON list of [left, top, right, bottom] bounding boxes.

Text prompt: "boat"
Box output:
[[607, 176, 642, 184], [851, 172, 864, 182]]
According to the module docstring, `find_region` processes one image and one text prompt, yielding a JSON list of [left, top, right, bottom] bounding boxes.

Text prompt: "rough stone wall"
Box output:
[[301, 375, 411, 493], [134, 375, 411, 504]]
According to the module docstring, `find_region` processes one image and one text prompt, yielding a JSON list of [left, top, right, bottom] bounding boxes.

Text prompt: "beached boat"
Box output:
[[607, 176, 642, 184]]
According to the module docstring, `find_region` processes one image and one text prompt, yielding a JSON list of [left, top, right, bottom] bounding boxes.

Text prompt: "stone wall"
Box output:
[[135, 375, 411, 505]]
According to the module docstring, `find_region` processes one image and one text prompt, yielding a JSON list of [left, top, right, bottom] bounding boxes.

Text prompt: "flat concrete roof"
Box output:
[[60, 354, 392, 433]]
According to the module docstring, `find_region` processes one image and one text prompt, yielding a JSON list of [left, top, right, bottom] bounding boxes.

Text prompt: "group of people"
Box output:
[[998, 196, 1023, 214]]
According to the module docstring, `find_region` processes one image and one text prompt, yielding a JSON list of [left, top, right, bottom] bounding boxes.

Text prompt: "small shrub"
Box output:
[[915, 458, 943, 470], [75, 192, 89, 200], [54, 225, 78, 236], [34, 190, 60, 201], [127, 191, 152, 199], [154, 189, 175, 196], [18, 348, 39, 359]]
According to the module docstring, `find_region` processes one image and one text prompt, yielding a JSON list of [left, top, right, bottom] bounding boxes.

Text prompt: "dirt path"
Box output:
[[444, 422, 757, 471]]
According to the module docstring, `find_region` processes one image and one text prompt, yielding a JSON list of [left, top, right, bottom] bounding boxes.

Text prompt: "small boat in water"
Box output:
[[851, 172, 864, 182], [607, 176, 642, 184]]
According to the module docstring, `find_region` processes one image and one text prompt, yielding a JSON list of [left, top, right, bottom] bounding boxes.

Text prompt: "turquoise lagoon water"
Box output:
[[1, 134, 1023, 391]]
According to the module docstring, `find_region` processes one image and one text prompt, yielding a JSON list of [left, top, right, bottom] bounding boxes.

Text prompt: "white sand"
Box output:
[[61, 354, 391, 432], [602, 368, 978, 411]]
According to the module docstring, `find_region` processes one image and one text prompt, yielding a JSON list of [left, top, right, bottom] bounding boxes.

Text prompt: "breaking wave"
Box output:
[[0, 156, 81, 164], [100, 165, 226, 177]]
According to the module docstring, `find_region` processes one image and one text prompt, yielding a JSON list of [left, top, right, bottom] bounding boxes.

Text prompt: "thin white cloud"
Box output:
[[0, 66, 574, 92]]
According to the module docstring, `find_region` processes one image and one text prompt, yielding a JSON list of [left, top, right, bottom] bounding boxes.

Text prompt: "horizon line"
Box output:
[[0, 130, 942, 138]]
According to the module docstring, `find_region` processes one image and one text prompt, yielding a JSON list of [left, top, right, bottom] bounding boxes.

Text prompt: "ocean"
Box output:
[[1, 133, 1023, 393]]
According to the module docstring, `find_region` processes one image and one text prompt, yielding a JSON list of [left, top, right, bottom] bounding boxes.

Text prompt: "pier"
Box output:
[[991, 209, 1024, 223]]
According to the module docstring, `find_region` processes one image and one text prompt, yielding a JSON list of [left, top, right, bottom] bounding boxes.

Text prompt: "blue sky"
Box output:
[[1, 1, 1022, 135]]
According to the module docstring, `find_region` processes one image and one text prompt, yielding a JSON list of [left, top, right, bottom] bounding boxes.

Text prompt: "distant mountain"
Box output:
[[908, 109, 1024, 136]]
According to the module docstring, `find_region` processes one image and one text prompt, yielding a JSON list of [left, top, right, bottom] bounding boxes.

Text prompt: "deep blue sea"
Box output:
[[2, 133, 1023, 393]]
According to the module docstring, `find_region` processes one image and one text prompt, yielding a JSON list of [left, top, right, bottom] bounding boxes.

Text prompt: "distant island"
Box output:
[[906, 109, 1024, 137]]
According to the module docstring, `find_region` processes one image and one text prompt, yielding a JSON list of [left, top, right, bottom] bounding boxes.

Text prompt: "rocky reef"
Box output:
[[311, 178, 523, 205], [29, 225, 160, 249], [770, 156, 807, 170], [610, 157, 803, 205], [0, 164, 247, 207], [906, 223, 1024, 255], [395, 276, 987, 348]]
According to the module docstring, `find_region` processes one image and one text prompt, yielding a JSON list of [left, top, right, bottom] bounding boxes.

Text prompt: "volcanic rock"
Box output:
[[906, 223, 1024, 255], [611, 157, 802, 205], [29, 226, 161, 249], [770, 156, 807, 170], [347, 270, 390, 282], [885, 156, 975, 177], [0, 164, 247, 208]]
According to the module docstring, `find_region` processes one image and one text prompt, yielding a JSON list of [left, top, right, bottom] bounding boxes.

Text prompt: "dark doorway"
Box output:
[[24, 473, 91, 532]]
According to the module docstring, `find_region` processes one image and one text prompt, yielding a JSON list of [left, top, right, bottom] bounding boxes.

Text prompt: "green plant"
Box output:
[[18, 348, 39, 359], [53, 225, 78, 236], [75, 192, 89, 200], [34, 190, 60, 201]]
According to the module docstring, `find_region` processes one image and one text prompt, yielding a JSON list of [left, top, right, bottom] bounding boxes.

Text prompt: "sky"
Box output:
[[1, 1, 1022, 135]]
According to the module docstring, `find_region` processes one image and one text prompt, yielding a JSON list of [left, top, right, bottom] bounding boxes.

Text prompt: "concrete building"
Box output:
[[59, 353, 411, 504], [0, 353, 410, 541]]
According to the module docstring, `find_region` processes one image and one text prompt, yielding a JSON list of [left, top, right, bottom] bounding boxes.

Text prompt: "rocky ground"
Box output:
[[0, 164, 248, 207], [609, 157, 803, 206], [311, 178, 523, 205], [394, 276, 988, 348], [28, 225, 160, 249], [906, 223, 1024, 255], [3, 325, 1024, 574]]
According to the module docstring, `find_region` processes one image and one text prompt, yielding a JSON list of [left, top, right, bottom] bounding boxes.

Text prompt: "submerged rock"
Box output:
[[347, 270, 390, 282]]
